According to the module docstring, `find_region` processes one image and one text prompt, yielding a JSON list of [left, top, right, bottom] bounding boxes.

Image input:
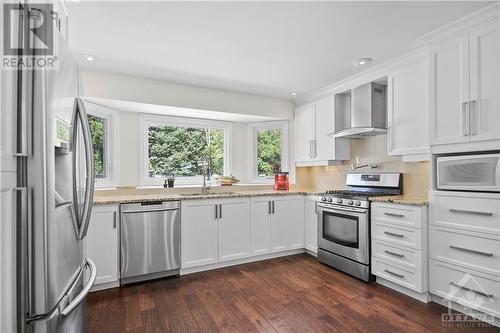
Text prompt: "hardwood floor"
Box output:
[[86, 254, 499, 333]]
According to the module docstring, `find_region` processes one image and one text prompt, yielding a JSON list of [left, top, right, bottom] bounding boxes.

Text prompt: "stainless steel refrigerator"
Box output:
[[14, 3, 96, 332]]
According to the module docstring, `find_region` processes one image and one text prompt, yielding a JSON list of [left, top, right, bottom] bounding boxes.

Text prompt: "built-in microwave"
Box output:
[[437, 153, 500, 192]]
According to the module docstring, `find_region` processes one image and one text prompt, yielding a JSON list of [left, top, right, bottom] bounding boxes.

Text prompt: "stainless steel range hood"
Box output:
[[331, 82, 387, 138]]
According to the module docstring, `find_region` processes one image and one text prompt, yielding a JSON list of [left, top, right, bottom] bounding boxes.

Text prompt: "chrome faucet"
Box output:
[[201, 158, 211, 194]]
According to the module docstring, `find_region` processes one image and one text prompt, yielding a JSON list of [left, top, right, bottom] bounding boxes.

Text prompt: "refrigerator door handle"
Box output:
[[60, 258, 96, 316], [72, 98, 95, 240]]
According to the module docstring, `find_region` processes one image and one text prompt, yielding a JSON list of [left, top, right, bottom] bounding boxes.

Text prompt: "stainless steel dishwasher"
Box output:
[[120, 201, 180, 285]]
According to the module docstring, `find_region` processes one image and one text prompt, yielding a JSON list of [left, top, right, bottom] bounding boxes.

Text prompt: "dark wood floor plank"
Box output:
[[87, 254, 500, 333]]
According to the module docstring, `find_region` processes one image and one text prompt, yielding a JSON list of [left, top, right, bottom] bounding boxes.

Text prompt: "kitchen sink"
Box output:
[[179, 191, 235, 196]]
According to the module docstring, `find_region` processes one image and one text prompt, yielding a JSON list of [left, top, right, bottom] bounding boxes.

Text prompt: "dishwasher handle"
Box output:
[[121, 201, 180, 213]]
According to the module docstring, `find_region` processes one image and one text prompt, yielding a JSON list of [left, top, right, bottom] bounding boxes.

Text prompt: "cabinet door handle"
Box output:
[[272, 201, 275, 214], [449, 245, 493, 257], [268, 201, 272, 214], [113, 211, 117, 228], [449, 282, 493, 298], [309, 140, 317, 159], [384, 269, 404, 279], [384, 231, 404, 238], [215, 204, 218, 219], [470, 100, 478, 136], [461, 101, 469, 136], [219, 204, 222, 219], [388, 126, 393, 151], [384, 212, 404, 218], [449, 209, 493, 217], [384, 250, 404, 258], [314, 201, 318, 214]]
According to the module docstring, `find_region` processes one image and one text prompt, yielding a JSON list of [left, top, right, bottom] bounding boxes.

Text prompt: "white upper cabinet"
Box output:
[[294, 95, 349, 166], [430, 35, 470, 145], [469, 22, 500, 142], [294, 104, 315, 162], [429, 18, 500, 148], [387, 58, 430, 160]]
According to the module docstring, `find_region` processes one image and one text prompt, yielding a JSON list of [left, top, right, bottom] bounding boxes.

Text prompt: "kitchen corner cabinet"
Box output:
[[84, 205, 119, 287], [304, 196, 318, 253], [430, 21, 500, 146], [181, 198, 251, 269], [288, 196, 305, 250], [294, 95, 350, 166], [387, 58, 430, 160]]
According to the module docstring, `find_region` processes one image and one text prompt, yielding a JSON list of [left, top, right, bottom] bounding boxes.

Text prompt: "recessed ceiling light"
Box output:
[[354, 57, 373, 67], [290, 92, 297, 96], [81, 54, 97, 62]]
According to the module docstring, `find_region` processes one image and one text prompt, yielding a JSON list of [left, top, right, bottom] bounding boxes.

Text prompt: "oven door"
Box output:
[[317, 203, 369, 264]]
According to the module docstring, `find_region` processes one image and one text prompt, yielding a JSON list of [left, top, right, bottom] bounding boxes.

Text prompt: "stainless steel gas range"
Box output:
[[317, 172, 403, 282]]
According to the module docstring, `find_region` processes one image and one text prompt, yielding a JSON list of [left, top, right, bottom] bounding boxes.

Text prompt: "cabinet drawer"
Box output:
[[372, 239, 422, 271], [372, 222, 422, 250], [430, 260, 500, 317], [372, 257, 423, 292], [372, 203, 423, 228], [430, 226, 500, 276], [431, 192, 500, 234]]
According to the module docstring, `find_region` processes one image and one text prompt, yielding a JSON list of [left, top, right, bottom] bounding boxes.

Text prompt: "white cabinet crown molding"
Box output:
[[418, 2, 499, 45]]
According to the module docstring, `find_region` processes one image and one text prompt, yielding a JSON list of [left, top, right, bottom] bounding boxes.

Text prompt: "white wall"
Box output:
[[80, 70, 295, 187]]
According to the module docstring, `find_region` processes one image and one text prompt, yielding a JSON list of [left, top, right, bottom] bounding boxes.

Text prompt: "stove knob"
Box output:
[[354, 200, 361, 206], [321, 197, 327, 202], [327, 197, 333, 203], [346, 199, 354, 205], [336, 198, 342, 204]]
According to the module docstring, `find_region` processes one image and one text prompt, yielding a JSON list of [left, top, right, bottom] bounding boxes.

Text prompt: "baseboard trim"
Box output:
[[305, 249, 318, 257], [180, 249, 306, 275], [376, 277, 431, 303], [431, 294, 500, 328]]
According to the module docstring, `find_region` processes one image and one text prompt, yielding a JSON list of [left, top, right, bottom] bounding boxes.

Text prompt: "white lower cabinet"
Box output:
[[218, 198, 251, 262], [181, 199, 219, 268], [429, 191, 500, 319], [84, 205, 119, 288], [304, 196, 318, 253], [182, 198, 252, 268], [371, 202, 428, 298], [250, 196, 305, 256]]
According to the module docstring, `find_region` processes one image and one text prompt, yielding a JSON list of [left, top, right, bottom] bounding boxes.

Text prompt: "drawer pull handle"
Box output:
[[384, 250, 404, 258], [384, 269, 404, 279], [449, 245, 493, 257], [449, 209, 493, 217], [449, 282, 493, 298], [384, 231, 404, 238], [384, 212, 404, 218]]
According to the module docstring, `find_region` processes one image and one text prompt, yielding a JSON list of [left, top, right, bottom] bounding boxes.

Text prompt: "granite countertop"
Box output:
[[369, 195, 428, 206], [93, 189, 320, 205]]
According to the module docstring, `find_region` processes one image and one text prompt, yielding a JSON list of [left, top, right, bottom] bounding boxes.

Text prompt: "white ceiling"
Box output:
[[67, 1, 492, 99]]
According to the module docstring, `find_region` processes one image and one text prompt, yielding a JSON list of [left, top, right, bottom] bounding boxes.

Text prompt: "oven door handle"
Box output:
[[317, 204, 367, 214]]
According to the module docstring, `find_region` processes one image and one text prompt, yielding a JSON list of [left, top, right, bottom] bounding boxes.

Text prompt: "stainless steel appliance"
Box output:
[[317, 172, 402, 281], [437, 152, 500, 192], [14, 3, 96, 332], [120, 201, 181, 284], [332, 82, 387, 138]]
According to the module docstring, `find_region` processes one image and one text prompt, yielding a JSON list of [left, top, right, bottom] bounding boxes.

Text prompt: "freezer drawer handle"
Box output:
[[60, 258, 97, 316], [449, 282, 493, 298], [449, 209, 493, 217], [449, 245, 493, 257], [384, 212, 404, 218], [384, 231, 404, 238], [384, 269, 404, 279]]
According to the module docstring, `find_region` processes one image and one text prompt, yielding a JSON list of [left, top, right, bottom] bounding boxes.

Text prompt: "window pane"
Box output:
[[257, 129, 281, 177], [148, 126, 224, 178], [87, 114, 106, 178]]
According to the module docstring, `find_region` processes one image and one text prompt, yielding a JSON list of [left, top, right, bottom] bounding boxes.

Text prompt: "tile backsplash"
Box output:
[[295, 135, 430, 197]]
